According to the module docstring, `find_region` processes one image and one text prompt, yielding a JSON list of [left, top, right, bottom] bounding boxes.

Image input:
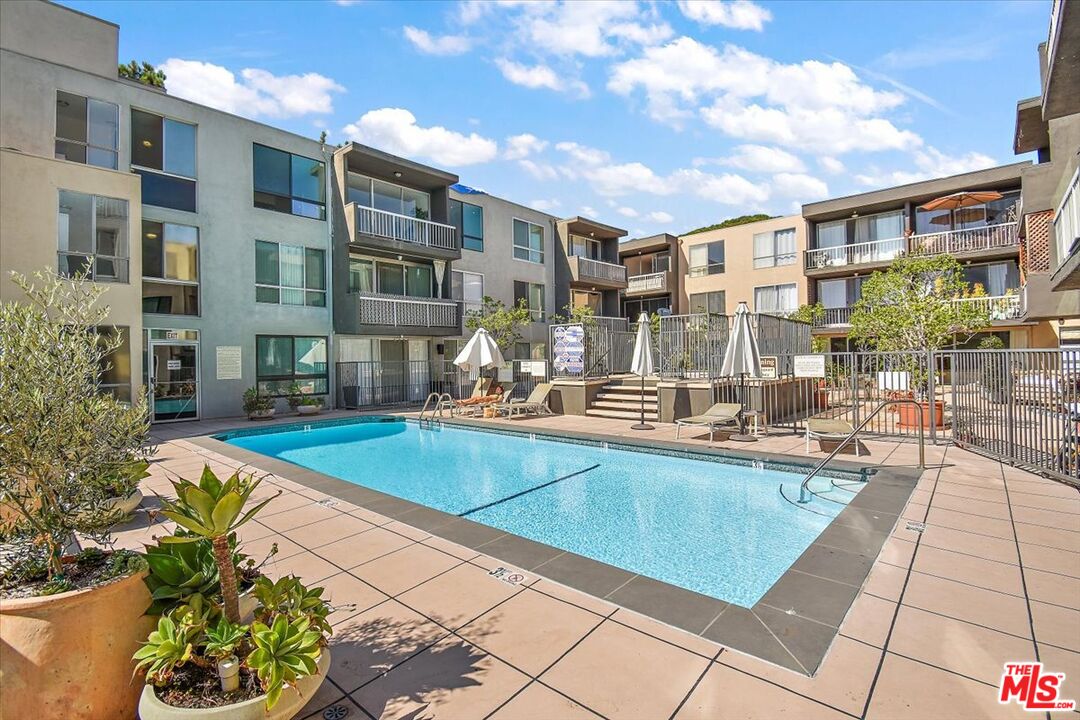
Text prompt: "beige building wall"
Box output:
[[678, 215, 808, 314], [0, 148, 143, 399]]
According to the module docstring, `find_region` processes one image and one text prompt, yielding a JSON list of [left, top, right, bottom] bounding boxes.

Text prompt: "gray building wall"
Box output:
[[1, 37, 331, 419]]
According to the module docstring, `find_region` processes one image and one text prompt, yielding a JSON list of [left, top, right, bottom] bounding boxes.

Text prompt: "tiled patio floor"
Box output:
[[129, 411, 1080, 719]]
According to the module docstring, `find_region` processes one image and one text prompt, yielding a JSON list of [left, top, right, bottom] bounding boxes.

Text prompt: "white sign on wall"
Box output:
[[216, 346, 242, 381], [793, 354, 826, 378], [166, 359, 181, 371], [759, 356, 778, 380]]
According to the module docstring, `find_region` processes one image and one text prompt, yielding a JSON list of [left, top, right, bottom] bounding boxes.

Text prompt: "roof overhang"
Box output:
[[561, 216, 627, 240], [619, 233, 676, 256], [337, 142, 458, 191], [1014, 96, 1050, 155]]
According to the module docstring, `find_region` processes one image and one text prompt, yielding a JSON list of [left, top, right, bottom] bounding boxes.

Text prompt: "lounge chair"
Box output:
[[457, 382, 518, 417], [675, 403, 742, 443], [435, 377, 492, 416], [495, 383, 553, 418], [806, 418, 859, 456]]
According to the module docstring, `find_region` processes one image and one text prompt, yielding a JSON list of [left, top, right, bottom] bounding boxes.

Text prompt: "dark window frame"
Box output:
[[450, 198, 484, 251], [252, 143, 326, 221], [255, 334, 329, 396]]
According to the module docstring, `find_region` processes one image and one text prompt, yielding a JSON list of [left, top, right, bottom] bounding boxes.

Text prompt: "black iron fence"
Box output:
[[336, 359, 547, 409]]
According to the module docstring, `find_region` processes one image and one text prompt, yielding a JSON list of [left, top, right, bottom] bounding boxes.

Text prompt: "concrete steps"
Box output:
[[585, 407, 660, 420], [584, 377, 660, 421]]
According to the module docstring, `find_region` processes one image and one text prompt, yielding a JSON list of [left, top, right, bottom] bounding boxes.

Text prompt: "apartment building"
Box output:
[[554, 217, 629, 321], [799, 163, 1048, 350], [678, 215, 808, 316], [1, 0, 333, 420], [445, 185, 557, 361], [619, 233, 679, 321], [1012, 0, 1080, 349]]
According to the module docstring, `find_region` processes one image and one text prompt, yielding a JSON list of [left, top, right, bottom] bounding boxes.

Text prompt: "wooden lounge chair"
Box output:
[[675, 403, 742, 443], [495, 383, 553, 418], [806, 418, 859, 456]]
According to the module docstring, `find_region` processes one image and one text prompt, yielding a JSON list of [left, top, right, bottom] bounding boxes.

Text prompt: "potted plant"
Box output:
[[848, 253, 991, 429], [0, 269, 155, 720], [136, 467, 333, 720], [79, 458, 151, 526], [285, 383, 323, 416], [243, 387, 275, 420]]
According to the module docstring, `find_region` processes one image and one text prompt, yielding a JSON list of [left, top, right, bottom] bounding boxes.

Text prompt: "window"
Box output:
[[572, 290, 602, 315], [569, 234, 601, 260], [347, 172, 429, 219], [1055, 169, 1079, 266], [962, 261, 1020, 297], [142, 220, 199, 315], [131, 109, 197, 212], [753, 228, 797, 268], [349, 256, 433, 297], [348, 257, 374, 293], [754, 283, 798, 314], [451, 270, 484, 314], [513, 219, 544, 263], [624, 296, 671, 321], [57, 190, 129, 282], [96, 326, 132, 403], [514, 281, 545, 320], [817, 277, 863, 307], [689, 291, 725, 315], [688, 241, 724, 276], [253, 144, 326, 220], [450, 199, 484, 251], [514, 342, 546, 360], [255, 240, 326, 306], [256, 335, 328, 395], [55, 91, 118, 169], [816, 219, 847, 248]]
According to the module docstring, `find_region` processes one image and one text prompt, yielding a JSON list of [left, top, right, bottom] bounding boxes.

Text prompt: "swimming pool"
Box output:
[[221, 417, 866, 607]]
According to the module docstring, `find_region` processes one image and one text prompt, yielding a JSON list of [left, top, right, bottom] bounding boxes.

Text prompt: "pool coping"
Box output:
[[191, 415, 923, 677]]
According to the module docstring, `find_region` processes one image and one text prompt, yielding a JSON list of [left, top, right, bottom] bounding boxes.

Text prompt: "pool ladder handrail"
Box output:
[[418, 392, 453, 425], [798, 399, 926, 504]]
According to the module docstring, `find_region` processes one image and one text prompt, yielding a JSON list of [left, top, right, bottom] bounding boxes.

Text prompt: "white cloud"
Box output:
[[608, 22, 675, 46], [878, 35, 1000, 70], [719, 144, 806, 173], [495, 59, 590, 97], [159, 59, 344, 119], [555, 141, 611, 166], [530, 198, 561, 212], [771, 172, 829, 201], [676, 1, 772, 31], [341, 108, 498, 166], [855, 147, 998, 188], [518, 159, 559, 180], [617, 206, 639, 218], [669, 168, 771, 206], [818, 156, 846, 175], [403, 26, 471, 56], [504, 133, 548, 160], [520, 1, 664, 58], [648, 210, 675, 223], [580, 205, 600, 217], [586, 162, 662, 196]]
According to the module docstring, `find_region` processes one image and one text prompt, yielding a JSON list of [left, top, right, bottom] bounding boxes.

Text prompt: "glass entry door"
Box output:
[[149, 341, 199, 422]]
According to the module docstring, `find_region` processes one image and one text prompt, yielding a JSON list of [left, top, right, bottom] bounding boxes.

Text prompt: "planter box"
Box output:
[[897, 400, 945, 428]]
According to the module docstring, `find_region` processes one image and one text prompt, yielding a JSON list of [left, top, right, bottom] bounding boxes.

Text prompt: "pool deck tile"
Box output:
[[126, 410, 1080, 719], [605, 575, 728, 635]]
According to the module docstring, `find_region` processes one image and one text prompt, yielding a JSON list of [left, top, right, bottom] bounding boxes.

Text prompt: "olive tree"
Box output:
[[0, 269, 149, 579], [464, 296, 534, 351]]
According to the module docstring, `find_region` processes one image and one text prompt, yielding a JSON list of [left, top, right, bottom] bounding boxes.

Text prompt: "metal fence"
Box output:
[[336, 359, 547, 409], [657, 313, 810, 379]]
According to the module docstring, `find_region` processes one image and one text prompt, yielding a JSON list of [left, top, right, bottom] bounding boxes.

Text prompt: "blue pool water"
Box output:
[[222, 418, 865, 607]]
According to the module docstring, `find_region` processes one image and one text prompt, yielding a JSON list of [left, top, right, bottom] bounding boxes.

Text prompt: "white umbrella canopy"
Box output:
[[453, 328, 504, 380], [630, 312, 654, 377], [721, 302, 762, 378]]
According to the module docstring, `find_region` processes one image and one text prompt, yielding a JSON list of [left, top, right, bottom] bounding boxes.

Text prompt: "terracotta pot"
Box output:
[[0, 569, 155, 720], [896, 400, 945, 428], [138, 647, 331, 720]]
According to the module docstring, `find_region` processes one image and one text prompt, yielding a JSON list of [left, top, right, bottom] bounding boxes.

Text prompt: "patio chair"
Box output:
[[457, 381, 519, 417], [675, 403, 742, 443], [435, 376, 493, 416], [806, 418, 859, 456], [495, 383, 554, 418]]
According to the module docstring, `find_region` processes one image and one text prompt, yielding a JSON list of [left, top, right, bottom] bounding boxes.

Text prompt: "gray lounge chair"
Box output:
[[495, 383, 553, 418], [806, 418, 859, 455], [675, 403, 742, 443]]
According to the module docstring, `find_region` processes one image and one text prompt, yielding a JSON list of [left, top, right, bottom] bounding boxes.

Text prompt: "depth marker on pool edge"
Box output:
[[457, 464, 601, 517]]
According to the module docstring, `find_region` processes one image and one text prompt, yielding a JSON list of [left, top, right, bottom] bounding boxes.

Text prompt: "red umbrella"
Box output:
[[919, 190, 1002, 211]]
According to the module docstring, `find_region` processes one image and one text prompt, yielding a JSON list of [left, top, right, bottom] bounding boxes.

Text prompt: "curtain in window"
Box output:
[[279, 244, 305, 305], [753, 232, 774, 268], [817, 220, 846, 248], [817, 279, 847, 308], [405, 266, 432, 297], [778, 284, 798, 311], [349, 259, 373, 293], [689, 244, 707, 270], [775, 228, 796, 264]]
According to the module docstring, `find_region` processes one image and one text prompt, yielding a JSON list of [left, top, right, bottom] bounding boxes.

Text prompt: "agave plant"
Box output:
[[252, 575, 332, 637], [158, 467, 278, 623], [247, 614, 323, 709], [203, 616, 248, 661], [132, 615, 195, 684]]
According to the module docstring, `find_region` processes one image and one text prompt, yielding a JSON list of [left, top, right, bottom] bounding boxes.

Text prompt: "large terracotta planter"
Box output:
[[138, 647, 331, 720], [0, 569, 155, 720], [896, 400, 945, 428]]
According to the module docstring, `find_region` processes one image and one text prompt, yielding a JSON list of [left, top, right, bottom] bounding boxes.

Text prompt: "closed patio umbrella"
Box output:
[[720, 301, 762, 442], [454, 328, 504, 381], [629, 312, 654, 430]]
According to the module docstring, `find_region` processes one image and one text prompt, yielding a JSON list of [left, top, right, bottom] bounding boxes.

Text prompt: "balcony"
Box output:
[[345, 292, 461, 335], [812, 292, 1025, 329], [569, 256, 628, 289], [349, 203, 459, 259], [804, 222, 1019, 274], [626, 270, 669, 297]]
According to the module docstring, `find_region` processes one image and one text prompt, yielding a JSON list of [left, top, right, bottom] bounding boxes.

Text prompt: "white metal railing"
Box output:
[[953, 293, 1024, 320], [353, 204, 457, 251], [805, 222, 1019, 270], [352, 292, 459, 328], [813, 307, 854, 327], [627, 271, 667, 293], [575, 256, 628, 283]]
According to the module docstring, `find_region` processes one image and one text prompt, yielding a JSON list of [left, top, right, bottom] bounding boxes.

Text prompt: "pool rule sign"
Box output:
[[553, 324, 585, 376]]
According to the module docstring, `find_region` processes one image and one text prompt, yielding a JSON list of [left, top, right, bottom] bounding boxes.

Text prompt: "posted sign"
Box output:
[[793, 354, 826, 378], [759, 356, 778, 379], [553, 324, 585, 376]]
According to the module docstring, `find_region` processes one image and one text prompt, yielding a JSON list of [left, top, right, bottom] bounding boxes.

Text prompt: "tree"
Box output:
[[789, 303, 828, 352], [463, 296, 533, 351], [684, 214, 774, 236], [118, 60, 166, 88], [0, 269, 149, 580], [551, 302, 599, 328]]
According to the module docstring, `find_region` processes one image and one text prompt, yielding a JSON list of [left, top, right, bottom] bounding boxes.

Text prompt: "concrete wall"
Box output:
[[0, 0, 118, 81], [0, 149, 144, 403], [678, 214, 808, 314], [1, 46, 331, 419]]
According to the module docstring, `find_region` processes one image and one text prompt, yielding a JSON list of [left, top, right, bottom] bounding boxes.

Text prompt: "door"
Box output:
[[407, 340, 430, 402], [379, 339, 406, 404], [149, 341, 199, 422]]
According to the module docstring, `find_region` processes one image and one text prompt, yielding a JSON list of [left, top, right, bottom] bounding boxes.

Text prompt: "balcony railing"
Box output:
[[574, 256, 628, 284], [813, 307, 854, 327], [627, 271, 667, 294], [813, 292, 1024, 327], [353, 204, 457, 251], [805, 222, 1019, 270], [353, 292, 460, 328]]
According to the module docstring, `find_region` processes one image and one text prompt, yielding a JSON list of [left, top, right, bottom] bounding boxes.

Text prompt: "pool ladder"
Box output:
[[418, 392, 454, 426]]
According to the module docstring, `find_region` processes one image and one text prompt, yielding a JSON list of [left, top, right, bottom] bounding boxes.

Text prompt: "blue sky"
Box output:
[[64, 0, 1049, 235]]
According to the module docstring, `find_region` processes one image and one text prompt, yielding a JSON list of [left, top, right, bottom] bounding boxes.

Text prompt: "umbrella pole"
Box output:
[[730, 371, 758, 442], [632, 371, 654, 431]]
